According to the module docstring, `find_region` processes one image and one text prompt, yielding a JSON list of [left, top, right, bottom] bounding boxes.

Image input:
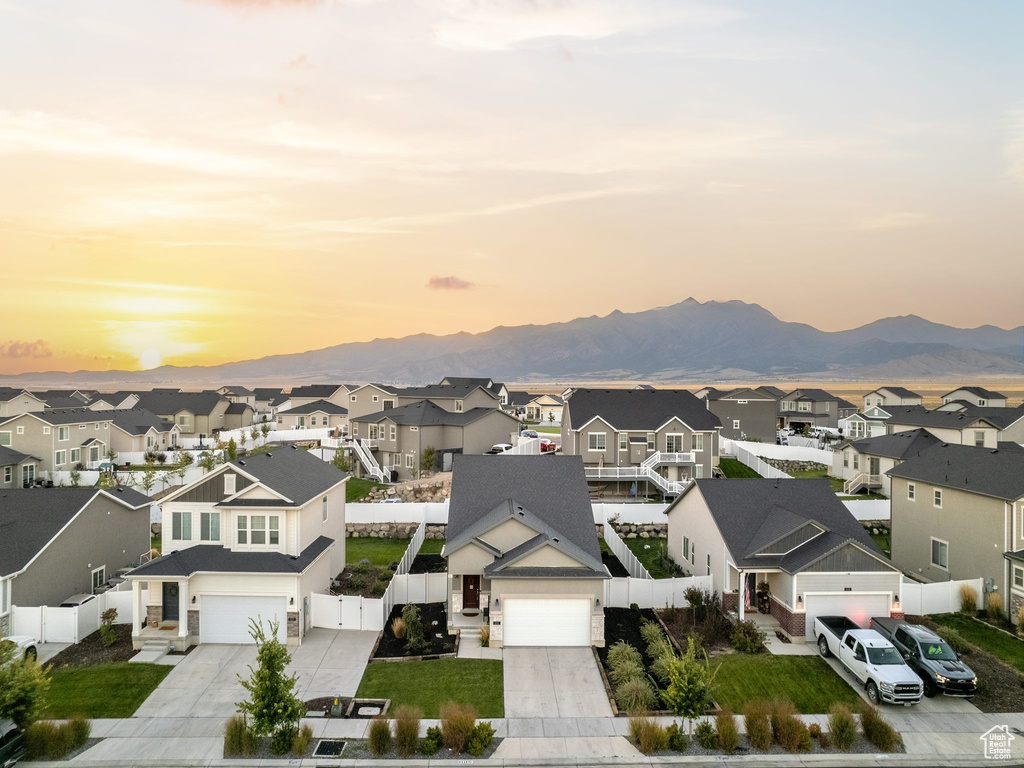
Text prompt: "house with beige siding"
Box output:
[[347, 382, 503, 421], [131, 390, 231, 440], [222, 402, 255, 430], [87, 392, 140, 410], [884, 408, 1004, 448], [862, 387, 923, 409], [0, 388, 45, 418], [701, 387, 779, 442], [830, 428, 940, 496], [126, 446, 348, 649], [523, 394, 563, 424], [888, 443, 1024, 620], [443, 455, 609, 648], [288, 384, 351, 409], [440, 377, 510, 407], [560, 388, 721, 497], [277, 400, 348, 431], [941, 386, 1008, 408], [0, 445, 38, 489], [665, 479, 901, 641], [778, 389, 857, 431]]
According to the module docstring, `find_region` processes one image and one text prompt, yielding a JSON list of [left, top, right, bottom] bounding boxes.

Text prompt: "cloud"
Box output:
[[427, 275, 474, 290], [854, 212, 930, 231], [0, 339, 53, 359]]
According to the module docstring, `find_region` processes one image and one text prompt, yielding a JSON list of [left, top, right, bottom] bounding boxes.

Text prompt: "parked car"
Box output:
[[520, 429, 539, 439], [870, 617, 977, 698], [814, 616, 923, 705], [0, 720, 25, 768], [539, 438, 556, 453], [1, 635, 38, 664], [485, 443, 513, 454]]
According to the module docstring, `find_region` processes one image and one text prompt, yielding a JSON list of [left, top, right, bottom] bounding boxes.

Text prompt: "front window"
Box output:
[[693, 434, 704, 451], [908, 483, 915, 501], [798, 401, 811, 412], [974, 431, 985, 447], [55, 449, 66, 466], [934, 489, 942, 508], [866, 647, 904, 665], [237, 516, 247, 544], [588, 433, 606, 451], [200, 512, 220, 541], [172, 511, 192, 540], [243, 515, 280, 546], [406, 453, 414, 468], [91, 566, 105, 593], [58, 426, 69, 441], [383, 399, 394, 410], [666, 434, 683, 453], [931, 538, 948, 569], [853, 454, 860, 470]]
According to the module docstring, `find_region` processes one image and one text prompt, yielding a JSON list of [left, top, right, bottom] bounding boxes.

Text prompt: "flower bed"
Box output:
[[373, 602, 456, 659]]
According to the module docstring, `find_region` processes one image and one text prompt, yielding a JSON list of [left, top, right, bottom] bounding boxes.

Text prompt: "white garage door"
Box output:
[[503, 598, 591, 647], [803, 593, 891, 640], [200, 595, 288, 644]]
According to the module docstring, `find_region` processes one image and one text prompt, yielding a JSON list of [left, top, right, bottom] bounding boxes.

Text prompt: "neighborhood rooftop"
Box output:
[[277, 399, 348, 415], [351, 399, 501, 426], [130, 535, 333, 578], [227, 445, 348, 507], [887, 442, 1024, 501], [846, 428, 941, 460], [566, 388, 722, 431]]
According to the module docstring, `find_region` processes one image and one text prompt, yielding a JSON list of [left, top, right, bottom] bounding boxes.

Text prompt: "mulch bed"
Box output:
[[640, 733, 899, 757], [339, 737, 503, 760], [910, 616, 1024, 713], [46, 625, 135, 668], [601, 550, 630, 578], [224, 737, 316, 760], [658, 605, 732, 653], [409, 553, 446, 574], [374, 603, 456, 659], [598, 606, 664, 706], [333, 564, 394, 598], [305, 696, 352, 717]]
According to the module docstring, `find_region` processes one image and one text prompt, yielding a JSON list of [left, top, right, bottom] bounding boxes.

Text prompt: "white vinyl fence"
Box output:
[[843, 499, 890, 521], [720, 437, 834, 466], [10, 589, 140, 644], [346, 502, 449, 525], [503, 437, 540, 456], [604, 575, 714, 609], [729, 444, 791, 479], [602, 522, 651, 579], [900, 577, 983, 616], [592, 502, 670, 525]]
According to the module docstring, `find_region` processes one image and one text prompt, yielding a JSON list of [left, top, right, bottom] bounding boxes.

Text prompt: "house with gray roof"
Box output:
[[131, 390, 231, 439], [277, 399, 348, 432], [0, 445, 39, 489], [863, 386, 923, 409], [665, 478, 900, 641], [223, 401, 255, 431], [0, 388, 44, 418], [0, 487, 152, 638], [126, 446, 348, 649], [560, 388, 722, 496], [883, 406, 1010, 448], [439, 376, 510, 406], [443, 455, 609, 648], [887, 443, 1024, 618], [778, 388, 857, 431], [699, 386, 779, 442], [941, 386, 1008, 408], [288, 384, 350, 409], [831, 428, 940, 496]]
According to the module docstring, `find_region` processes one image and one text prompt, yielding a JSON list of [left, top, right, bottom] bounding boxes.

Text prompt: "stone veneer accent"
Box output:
[[187, 610, 200, 638], [146, 604, 162, 628], [0, 614, 10, 638], [1009, 591, 1024, 622], [346, 523, 446, 539], [287, 611, 299, 638]]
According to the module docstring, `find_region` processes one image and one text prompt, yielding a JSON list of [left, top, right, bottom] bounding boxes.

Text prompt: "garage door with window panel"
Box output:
[[199, 595, 288, 644], [803, 593, 891, 640], [502, 598, 591, 646]]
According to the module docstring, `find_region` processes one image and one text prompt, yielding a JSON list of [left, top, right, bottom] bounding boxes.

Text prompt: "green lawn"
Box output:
[[532, 426, 560, 434], [828, 476, 845, 492], [718, 458, 762, 478], [929, 613, 1024, 674], [789, 466, 828, 479], [356, 659, 504, 717], [419, 538, 444, 555], [41, 663, 171, 719], [346, 536, 445, 565], [712, 654, 860, 714], [151, 535, 161, 555], [623, 537, 679, 579], [869, 531, 891, 556], [346, 477, 387, 502]]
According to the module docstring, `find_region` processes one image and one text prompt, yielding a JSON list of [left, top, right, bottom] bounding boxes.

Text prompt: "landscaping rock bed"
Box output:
[[46, 625, 135, 668], [636, 733, 898, 758], [374, 603, 456, 659], [337, 736, 503, 760], [763, 459, 829, 475], [223, 737, 316, 760], [333, 563, 395, 598], [360, 476, 452, 504]]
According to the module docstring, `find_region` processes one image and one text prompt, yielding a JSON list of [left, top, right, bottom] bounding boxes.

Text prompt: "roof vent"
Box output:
[[552, 537, 559, 543], [238, 460, 246, 466], [266, 452, 273, 458]]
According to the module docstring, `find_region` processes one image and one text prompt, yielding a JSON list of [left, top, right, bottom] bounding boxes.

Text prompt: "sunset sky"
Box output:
[[1, 0, 1022, 374]]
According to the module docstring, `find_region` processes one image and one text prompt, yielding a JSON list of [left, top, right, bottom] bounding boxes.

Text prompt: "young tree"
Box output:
[[548, 411, 555, 424], [420, 446, 437, 473], [227, 437, 238, 461], [69, 467, 82, 488], [0, 640, 51, 728], [105, 447, 119, 466], [250, 426, 260, 445], [140, 458, 158, 496], [661, 637, 718, 736], [331, 449, 351, 473], [260, 422, 271, 439], [236, 619, 305, 739], [98, 471, 119, 490], [198, 451, 219, 474]]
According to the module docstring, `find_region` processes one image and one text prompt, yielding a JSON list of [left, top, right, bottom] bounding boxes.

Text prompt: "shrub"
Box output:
[[391, 617, 407, 639], [403, 604, 429, 655], [615, 676, 657, 714], [607, 640, 643, 669], [859, 702, 902, 751], [716, 710, 738, 754], [99, 608, 119, 647], [480, 626, 490, 647], [466, 721, 495, 756], [370, 580, 389, 597], [292, 724, 314, 755], [694, 720, 717, 749], [394, 705, 422, 758], [440, 701, 477, 754], [609, 657, 646, 686], [420, 726, 443, 756], [770, 700, 809, 752], [68, 717, 90, 746], [769, 699, 797, 740], [936, 626, 972, 655], [828, 703, 857, 751], [270, 725, 297, 756], [684, 586, 706, 614], [818, 731, 832, 749], [23, 717, 91, 760], [650, 653, 676, 685], [369, 717, 393, 756], [743, 701, 773, 751], [960, 584, 978, 614], [986, 592, 1005, 624], [224, 716, 258, 756], [647, 636, 674, 663], [628, 716, 668, 754], [730, 619, 765, 653], [666, 722, 688, 751], [808, 722, 822, 739]]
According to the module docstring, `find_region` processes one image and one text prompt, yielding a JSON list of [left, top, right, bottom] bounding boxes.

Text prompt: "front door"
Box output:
[[869, 457, 880, 476], [162, 582, 180, 622], [463, 575, 480, 610]]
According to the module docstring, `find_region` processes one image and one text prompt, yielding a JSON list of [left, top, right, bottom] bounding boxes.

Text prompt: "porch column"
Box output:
[[178, 579, 189, 640], [737, 570, 745, 621], [131, 579, 142, 640]]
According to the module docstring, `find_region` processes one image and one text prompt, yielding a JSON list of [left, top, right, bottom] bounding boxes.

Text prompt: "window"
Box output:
[[733, 420, 740, 430], [70, 448, 80, 464], [406, 453, 414, 468], [389, 424, 396, 441], [243, 515, 279, 546], [383, 399, 394, 410], [588, 433, 606, 451], [147, 435, 155, 449], [974, 431, 985, 447], [43, 426, 51, 435], [454, 400, 464, 412], [251, 516, 266, 544], [693, 434, 704, 451], [737, 400, 747, 405], [22, 465, 34, 486], [224, 474, 236, 495], [619, 433, 628, 450], [54, 450, 66, 466], [853, 454, 860, 470], [908, 483, 915, 501], [91, 566, 105, 593], [694, 464, 704, 478], [372, 394, 379, 402], [706, 553, 711, 576], [798, 401, 811, 412], [691, 542, 696, 565], [843, 452, 849, 468], [270, 517, 279, 545], [0, 431, 9, 447], [1014, 566, 1024, 589], [16, 426, 24, 435], [409, 426, 418, 432], [666, 434, 683, 452], [350, 394, 357, 402], [0, 577, 8, 616], [58, 426, 69, 441], [172, 511, 192, 540], [934, 489, 942, 508], [3, 467, 10, 483], [682, 536, 689, 559], [930, 538, 948, 569], [646, 432, 655, 450], [322, 497, 329, 523], [978, 399, 987, 407], [177, 415, 188, 426], [200, 512, 220, 541]]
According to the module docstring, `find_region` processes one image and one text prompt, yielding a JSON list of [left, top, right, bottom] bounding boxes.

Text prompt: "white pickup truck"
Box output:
[[813, 616, 923, 706]]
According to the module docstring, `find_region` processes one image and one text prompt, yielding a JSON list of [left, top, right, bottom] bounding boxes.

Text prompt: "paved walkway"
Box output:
[[503, 647, 613, 718]]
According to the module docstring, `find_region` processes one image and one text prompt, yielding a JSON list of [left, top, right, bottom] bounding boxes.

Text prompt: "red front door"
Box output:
[[464, 575, 480, 609]]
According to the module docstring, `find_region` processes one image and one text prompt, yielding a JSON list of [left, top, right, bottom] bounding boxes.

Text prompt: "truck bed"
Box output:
[[815, 615, 861, 638], [868, 616, 900, 639]]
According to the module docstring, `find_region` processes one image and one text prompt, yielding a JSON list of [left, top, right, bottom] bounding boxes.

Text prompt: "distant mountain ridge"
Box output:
[[2, 298, 1022, 386]]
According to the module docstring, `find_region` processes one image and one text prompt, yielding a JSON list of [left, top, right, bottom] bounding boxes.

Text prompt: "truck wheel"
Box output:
[[866, 681, 880, 705], [923, 678, 936, 698], [24, 646, 37, 662], [817, 635, 830, 658]]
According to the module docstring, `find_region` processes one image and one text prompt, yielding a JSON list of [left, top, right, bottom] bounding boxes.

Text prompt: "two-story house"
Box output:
[[888, 443, 1024, 616], [132, 390, 231, 440], [841, 404, 924, 440], [346, 383, 503, 421], [883, 408, 1005, 448], [560, 388, 721, 497], [830, 428, 940, 496], [126, 446, 348, 648], [0, 445, 38, 489], [778, 389, 857, 431], [287, 384, 351, 409], [217, 386, 256, 407], [699, 386, 779, 442], [862, 387, 923, 409], [941, 387, 1008, 408], [440, 377, 509, 407], [277, 400, 349, 431], [0, 388, 45, 418]]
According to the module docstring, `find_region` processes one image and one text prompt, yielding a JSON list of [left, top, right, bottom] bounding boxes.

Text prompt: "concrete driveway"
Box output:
[[504, 647, 612, 718], [822, 654, 981, 714]]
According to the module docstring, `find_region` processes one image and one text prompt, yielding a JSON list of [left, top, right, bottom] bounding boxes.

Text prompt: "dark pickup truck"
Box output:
[[870, 617, 977, 698]]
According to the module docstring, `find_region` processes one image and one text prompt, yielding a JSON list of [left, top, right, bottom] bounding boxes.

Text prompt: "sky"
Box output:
[[1, 0, 1022, 374]]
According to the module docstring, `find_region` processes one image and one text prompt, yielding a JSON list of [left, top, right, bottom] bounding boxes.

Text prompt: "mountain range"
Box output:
[[3, 299, 1023, 386]]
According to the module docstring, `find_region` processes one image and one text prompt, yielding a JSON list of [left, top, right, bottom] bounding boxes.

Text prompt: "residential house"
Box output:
[[0, 388, 45, 418], [218, 386, 256, 407], [440, 377, 510, 407], [523, 394, 563, 424], [0, 487, 153, 637], [862, 387, 923, 409], [223, 402, 255, 431], [700, 387, 779, 442], [888, 443, 1024, 615], [830, 429, 940, 496], [884, 408, 1006, 448], [132, 390, 231, 439], [941, 387, 1008, 408], [346, 383, 502, 421], [0, 445, 38, 489], [31, 390, 97, 409], [443, 455, 609, 647], [777, 389, 857, 431], [350, 400, 520, 481], [664, 479, 901, 641], [505, 391, 534, 417], [87, 392, 140, 411], [277, 400, 348, 432], [560, 388, 722, 495], [126, 446, 348, 648], [253, 388, 284, 411], [841, 404, 924, 440], [288, 384, 351, 409]]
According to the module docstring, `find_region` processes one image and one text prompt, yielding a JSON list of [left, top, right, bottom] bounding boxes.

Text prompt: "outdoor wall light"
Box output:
[[191, 595, 196, 604], [493, 598, 500, 609], [892, 595, 901, 612], [290, 597, 295, 606], [796, 595, 803, 610]]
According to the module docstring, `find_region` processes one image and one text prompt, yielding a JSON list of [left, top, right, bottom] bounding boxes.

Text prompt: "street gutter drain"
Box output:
[[313, 740, 345, 757]]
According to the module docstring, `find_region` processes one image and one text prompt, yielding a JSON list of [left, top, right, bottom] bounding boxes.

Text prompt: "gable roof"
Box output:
[[278, 399, 348, 416], [220, 385, 255, 396], [109, 409, 177, 435], [253, 387, 284, 401], [886, 408, 1002, 431], [0, 445, 34, 466], [887, 443, 1024, 501], [446, 455, 605, 577], [129, 535, 332, 578], [225, 446, 348, 506], [132, 390, 227, 417], [669, 478, 888, 574], [352, 400, 512, 427], [870, 386, 921, 399], [845, 428, 941, 460], [942, 386, 1007, 400], [566, 388, 721, 432], [395, 383, 500, 401], [506, 391, 534, 407], [755, 385, 785, 398], [224, 402, 254, 415], [289, 384, 344, 398], [781, 388, 839, 402], [0, 387, 36, 404]]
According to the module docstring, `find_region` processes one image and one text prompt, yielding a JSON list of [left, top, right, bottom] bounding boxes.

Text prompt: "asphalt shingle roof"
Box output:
[[0, 387, 31, 403], [224, 402, 253, 415], [886, 442, 1024, 501], [395, 383, 499, 401], [873, 386, 921, 399], [130, 536, 333, 577], [846, 428, 941, 460], [133, 390, 227, 417], [351, 400, 509, 427], [886, 408, 1004, 431], [942, 386, 1007, 400], [229, 445, 348, 506], [289, 384, 344, 398], [278, 399, 348, 415], [254, 388, 284, 401], [0, 445, 33, 466], [566, 388, 721, 431], [109, 409, 177, 435]]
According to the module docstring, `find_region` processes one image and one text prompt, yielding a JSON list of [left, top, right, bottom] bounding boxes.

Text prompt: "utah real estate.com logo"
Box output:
[[981, 725, 1015, 760]]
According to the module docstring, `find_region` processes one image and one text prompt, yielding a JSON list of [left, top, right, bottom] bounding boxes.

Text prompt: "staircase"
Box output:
[[349, 438, 386, 482], [131, 638, 170, 664], [585, 453, 693, 496], [844, 472, 881, 495]]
